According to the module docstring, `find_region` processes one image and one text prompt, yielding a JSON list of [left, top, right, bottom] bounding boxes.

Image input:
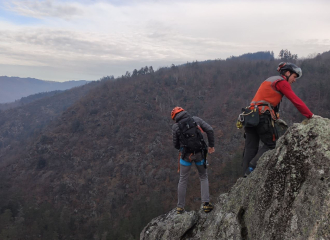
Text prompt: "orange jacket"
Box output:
[[250, 76, 285, 119]]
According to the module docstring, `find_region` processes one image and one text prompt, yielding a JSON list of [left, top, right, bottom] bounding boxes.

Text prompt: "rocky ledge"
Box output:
[[141, 117, 330, 240]]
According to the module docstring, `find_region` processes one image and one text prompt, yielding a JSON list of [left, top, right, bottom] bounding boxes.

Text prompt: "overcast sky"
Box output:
[[0, 0, 329, 82]]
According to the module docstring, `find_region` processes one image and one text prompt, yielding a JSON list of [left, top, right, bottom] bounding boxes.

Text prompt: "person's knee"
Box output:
[[199, 172, 208, 181], [179, 175, 189, 183]]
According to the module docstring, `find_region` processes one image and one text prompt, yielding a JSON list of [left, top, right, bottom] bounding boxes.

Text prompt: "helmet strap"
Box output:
[[287, 72, 294, 82], [283, 71, 292, 81]]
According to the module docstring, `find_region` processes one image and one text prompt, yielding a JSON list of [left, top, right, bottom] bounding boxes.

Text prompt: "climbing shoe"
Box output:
[[244, 166, 255, 178], [176, 207, 184, 214], [203, 202, 214, 213]]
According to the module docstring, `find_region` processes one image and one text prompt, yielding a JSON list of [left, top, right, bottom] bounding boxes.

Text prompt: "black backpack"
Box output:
[[178, 117, 206, 153]]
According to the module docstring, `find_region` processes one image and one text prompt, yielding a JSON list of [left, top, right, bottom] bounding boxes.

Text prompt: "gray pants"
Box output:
[[177, 152, 210, 208]]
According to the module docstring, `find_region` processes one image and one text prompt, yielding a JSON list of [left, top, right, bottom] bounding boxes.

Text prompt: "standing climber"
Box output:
[[171, 107, 215, 214], [242, 62, 320, 177]]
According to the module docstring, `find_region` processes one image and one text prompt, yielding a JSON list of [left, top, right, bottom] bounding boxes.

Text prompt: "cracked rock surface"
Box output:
[[141, 117, 330, 240]]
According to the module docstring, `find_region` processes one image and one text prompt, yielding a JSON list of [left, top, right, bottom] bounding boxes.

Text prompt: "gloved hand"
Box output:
[[312, 114, 322, 118]]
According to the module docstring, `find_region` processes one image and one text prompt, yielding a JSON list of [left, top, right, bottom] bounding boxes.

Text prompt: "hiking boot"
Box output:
[[176, 207, 184, 214], [203, 202, 214, 213]]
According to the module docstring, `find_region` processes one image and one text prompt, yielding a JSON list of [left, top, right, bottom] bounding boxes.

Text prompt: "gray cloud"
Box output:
[[1, 0, 330, 81], [1, 25, 329, 78]]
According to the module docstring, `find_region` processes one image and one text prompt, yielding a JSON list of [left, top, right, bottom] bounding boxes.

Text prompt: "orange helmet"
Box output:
[[171, 107, 184, 120]]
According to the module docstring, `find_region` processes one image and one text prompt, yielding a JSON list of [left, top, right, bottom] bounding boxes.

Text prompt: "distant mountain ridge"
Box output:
[[0, 76, 91, 103]]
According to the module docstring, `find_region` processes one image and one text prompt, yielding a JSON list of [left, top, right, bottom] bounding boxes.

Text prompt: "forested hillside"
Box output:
[[0, 82, 100, 167], [0, 90, 64, 111], [0, 52, 329, 239]]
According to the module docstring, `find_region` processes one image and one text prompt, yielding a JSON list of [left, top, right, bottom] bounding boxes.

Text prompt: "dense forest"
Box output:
[[0, 51, 329, 239]]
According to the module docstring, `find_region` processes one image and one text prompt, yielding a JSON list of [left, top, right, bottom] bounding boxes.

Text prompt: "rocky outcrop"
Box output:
[[141, 117, 330, 240]]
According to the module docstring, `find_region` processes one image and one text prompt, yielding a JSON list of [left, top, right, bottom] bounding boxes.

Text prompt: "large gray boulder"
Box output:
[[141, 117, 330, 240]]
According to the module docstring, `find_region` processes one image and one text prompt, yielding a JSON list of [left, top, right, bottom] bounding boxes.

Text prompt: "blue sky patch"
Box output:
[[0, 6, 42, 25]]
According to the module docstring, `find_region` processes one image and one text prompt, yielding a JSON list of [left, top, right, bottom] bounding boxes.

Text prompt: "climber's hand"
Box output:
[[208, 147, 215, 154]]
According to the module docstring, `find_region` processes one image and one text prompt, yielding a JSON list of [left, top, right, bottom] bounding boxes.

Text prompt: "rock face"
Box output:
[[141, 117, 330, 240]]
